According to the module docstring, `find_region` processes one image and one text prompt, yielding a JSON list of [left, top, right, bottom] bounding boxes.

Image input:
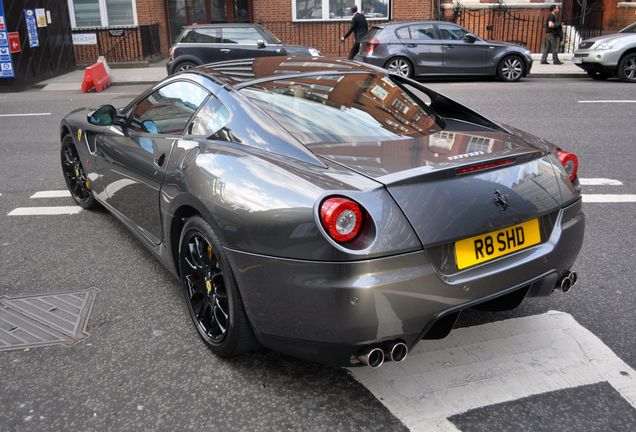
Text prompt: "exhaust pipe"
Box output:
[[386, 342, 408, 362], [357, 347, 384, 368], [558, 271, 578, 293]]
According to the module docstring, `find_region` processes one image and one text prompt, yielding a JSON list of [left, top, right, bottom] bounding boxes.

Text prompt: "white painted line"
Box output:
[[582, 194, 636, 203], [0, 113, 52, 117], [579, 178, 623, 186], [349, 311, 636, 432], [8, 206, 82, 216], [578, 100, 636, 103], [30, 190, 72, 199]]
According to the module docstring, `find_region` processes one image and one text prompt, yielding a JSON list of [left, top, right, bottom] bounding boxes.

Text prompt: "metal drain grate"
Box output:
[[0, 288, 98, 352]]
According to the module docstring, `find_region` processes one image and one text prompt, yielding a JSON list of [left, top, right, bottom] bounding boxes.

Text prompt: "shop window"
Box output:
[[293, 0, 389, 22], [68, 0, 136, 28]]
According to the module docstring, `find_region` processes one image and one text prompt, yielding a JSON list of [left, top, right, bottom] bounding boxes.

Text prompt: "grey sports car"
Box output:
[[60, 57, 584, 368]]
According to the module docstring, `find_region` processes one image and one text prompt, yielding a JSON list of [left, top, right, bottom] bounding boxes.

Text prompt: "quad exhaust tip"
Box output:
[[358, 342, 408, 368], [357, 347, 385, 368], [559, 271, 578, 293], [389, 342, 408, 362]]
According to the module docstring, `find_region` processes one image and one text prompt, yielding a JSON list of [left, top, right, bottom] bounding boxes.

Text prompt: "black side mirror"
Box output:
[[88, 105, 117, 126], [464, 33, 478, 43], [257, 39, 266, 48]]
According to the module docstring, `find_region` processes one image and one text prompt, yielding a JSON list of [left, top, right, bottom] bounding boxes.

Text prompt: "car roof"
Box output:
[[183, 23, 261, 29], [373, 20, 458, 28], [186, 56, 381, 88]]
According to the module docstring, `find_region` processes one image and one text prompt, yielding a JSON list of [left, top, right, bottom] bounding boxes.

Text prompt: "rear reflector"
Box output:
[[557, 149, 579, 182], [455, 159, 516, 175]]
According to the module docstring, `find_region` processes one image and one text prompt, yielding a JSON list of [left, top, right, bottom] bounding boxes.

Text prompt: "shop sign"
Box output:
[[0, 0, 13, 78], [24, 9, 39, 48], [108, 29, 125, 37], [72, 33, 97, 45]]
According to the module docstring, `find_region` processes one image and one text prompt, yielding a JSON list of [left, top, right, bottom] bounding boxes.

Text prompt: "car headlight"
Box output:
[[596, 40, 620, 50], [308, 48, 321, 57]]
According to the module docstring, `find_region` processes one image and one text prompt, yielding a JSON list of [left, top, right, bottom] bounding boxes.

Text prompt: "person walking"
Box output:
[[340, 5, 368, 60], [541, 5, 563, 65]]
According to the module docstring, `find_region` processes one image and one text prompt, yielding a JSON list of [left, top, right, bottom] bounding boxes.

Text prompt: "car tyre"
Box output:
[[586, 71, 611, 81], [61, 135, 98, 209], [175, 60, 198, 73], [179, 216, 259, 357], [385, 57, 413, 78], [497, 55, 525, 82], [617, 53, 636, 83]]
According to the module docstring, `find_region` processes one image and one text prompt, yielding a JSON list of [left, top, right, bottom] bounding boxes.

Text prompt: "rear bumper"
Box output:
[[225, 199, 584, 366]]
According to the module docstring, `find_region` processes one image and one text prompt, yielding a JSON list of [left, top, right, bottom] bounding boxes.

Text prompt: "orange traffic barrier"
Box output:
[[81, 62, 111, 93]]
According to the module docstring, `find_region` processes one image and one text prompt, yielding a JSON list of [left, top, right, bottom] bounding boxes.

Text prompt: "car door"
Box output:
[[436, 23, 489, 74], [221, 26, 283, 61], [96, 80, 209, 244], [396, 23, 444, 74]]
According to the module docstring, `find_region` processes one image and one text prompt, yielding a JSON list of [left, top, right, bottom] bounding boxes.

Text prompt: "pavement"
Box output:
[[36, 54, 586, 91]]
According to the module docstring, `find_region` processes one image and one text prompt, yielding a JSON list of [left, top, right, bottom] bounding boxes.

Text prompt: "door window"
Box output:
[[130, 81, 209, 135], [436, 24, 468, 41], [180, 28, 222, 43], [408, 24, 436, 40], [395, 26, 410, 39], [222, 27, 263, 44], [187, 96, 230, 137]]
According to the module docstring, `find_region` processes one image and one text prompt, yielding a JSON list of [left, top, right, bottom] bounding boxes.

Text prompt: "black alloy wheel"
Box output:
[[498, 55, 525, 82], [61, 135, 97, 209], [617, 53, 636, 83], [179, 216, 258, 357]]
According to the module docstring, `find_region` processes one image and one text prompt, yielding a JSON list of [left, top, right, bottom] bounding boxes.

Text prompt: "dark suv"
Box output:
[[167, 24, 321, 75], [359, 21, 533, 82]]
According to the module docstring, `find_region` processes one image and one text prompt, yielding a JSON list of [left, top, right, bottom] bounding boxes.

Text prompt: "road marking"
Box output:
[[30, 190, 71, 199], [0, 113, 52, 117], [582, 194, 636, 203], [8, 207, 82, 216], [578, 100, 636, 103], [349, 311, 636, 432], [579, 178, 623, 186]]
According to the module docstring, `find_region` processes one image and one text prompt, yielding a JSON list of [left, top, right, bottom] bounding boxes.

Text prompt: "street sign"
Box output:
[[0, 0, 14, 78], [8, 31, 20, 53]]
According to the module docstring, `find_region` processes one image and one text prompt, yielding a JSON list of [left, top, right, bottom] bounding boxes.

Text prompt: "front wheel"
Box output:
[[385, 57, 413, 78], [61, 135, 98, 209], [617, 53, 636, 83], [179, 216, 258, 357], [498, 55, 525, 82]]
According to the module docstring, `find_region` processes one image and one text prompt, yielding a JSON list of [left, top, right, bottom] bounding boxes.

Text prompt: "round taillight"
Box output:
[[557, 149, 579, 182], [320, 197, 364, 244]]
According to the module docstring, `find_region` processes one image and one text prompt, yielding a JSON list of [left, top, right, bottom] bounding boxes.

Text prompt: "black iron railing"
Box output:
[[72, 24, 161, 64]]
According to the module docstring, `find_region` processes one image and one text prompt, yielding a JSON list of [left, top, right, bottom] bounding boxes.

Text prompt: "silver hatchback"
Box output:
[[573, 22, 636, 82]]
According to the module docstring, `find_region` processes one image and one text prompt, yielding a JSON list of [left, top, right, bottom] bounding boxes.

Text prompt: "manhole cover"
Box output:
[[0, 288, 98, 352]]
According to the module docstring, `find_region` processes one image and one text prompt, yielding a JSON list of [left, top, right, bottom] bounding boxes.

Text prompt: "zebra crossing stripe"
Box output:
[[30, 190, 72, 199], [582, 194, 636, 203], [8, 207, 82, 216], [579, 178, 623, 186]]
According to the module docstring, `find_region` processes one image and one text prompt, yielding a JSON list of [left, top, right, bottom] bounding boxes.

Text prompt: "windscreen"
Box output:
[[240, 73, 440, 145]]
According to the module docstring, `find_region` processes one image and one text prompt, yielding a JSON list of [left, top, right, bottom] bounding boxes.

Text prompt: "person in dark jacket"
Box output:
[[340, 5, 368, 60], [540, 5, 563, 65]]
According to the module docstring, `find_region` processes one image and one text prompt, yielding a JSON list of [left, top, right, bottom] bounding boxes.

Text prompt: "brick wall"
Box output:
[[135, 0, 170, 55], [612, 3, 636, 31]]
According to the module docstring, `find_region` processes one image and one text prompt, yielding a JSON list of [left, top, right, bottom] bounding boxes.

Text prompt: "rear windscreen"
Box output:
[[240, 73, 439, 145]]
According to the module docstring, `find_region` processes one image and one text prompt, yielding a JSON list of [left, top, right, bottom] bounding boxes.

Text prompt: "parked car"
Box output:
[[358, 21, 533, 82], [573, 21, 636, 82], [166, 23, 321, 74], [60, 57, 583, 368]]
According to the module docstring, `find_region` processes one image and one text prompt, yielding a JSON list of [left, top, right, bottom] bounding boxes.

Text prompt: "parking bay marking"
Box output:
[[0, 113, 52, 117], [8, 206, 82, 216], [30, 190, 71, 199], [349, 311, 636, 432], [579, 178, 623, 186], [582, 194, 636, 203], [578, 100, 636, 104]]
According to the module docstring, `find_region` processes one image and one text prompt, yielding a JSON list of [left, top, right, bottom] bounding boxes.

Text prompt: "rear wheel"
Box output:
[[179, 216, 258, 357], [385, 57, 413, 78], [586, 71, 611, 81], [617, 53, 636, 83], [61, 135, 97, 209], [175, 61, 197, 73], [497, 55, 525, 82]]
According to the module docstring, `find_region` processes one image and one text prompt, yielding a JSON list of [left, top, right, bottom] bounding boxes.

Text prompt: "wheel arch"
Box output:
[[618, 48, 636, 66]]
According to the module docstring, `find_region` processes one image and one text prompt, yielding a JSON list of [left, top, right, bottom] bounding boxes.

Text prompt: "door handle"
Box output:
[[406, 44, 417, 48], [154, 153, 165, 167], [220, 49, 230, 53]]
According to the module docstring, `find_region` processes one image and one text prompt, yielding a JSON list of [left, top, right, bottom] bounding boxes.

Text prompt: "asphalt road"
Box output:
[[0, 77, 635, 432]]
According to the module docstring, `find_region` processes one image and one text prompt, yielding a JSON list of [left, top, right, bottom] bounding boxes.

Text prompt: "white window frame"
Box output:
[[68, 0, 138, 29], [292, 0, 390, 22]]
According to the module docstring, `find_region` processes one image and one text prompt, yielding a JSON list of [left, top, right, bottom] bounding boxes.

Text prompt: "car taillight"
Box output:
[[366, 39, 380, 56], [557, 148, 579, 182], [320, 197, 364, 243]]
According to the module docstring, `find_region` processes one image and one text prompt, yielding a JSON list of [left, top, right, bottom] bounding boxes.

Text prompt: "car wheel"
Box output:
[[179, 216, 258, 357], [617, 53, 636, 83], [385, 57, 413, 78], [498, 55, 525, 82], [586, 71, 611, 81], [61, 135, 98, 209], [175, 61, 197, 72]]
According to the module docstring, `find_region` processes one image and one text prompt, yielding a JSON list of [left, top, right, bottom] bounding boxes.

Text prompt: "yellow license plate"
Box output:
[[455, 219, 541, 270]]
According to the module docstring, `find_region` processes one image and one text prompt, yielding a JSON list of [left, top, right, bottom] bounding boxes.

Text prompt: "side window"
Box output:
[[409, 24, 436, 40], [130, 81, 209, 135], [187, 95, 230, 137], [222, 27, 262, 44], [437, 24, 468, 41], [180, 28, 222, 43], [395, 26, 410, 39]]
